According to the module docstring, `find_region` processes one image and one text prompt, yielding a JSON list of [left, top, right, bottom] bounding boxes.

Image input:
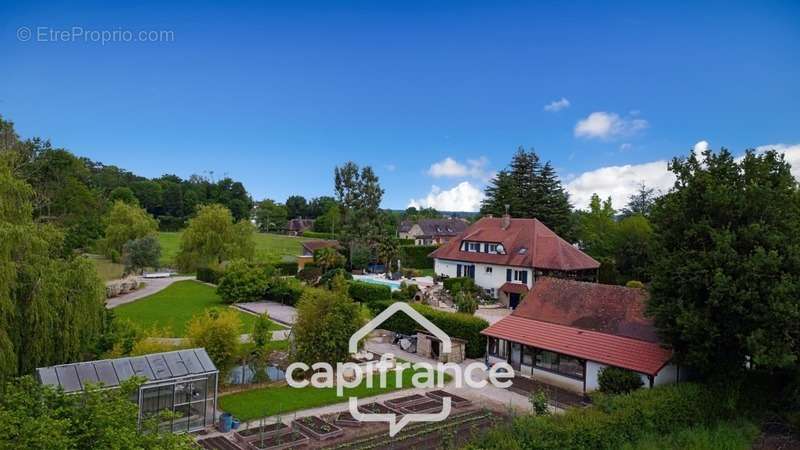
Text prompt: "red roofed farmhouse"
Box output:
[[430, 215, 600, 308], [482, 277, 682, 394]]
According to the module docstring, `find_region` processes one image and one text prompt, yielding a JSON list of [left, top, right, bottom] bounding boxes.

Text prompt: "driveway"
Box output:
[[105, 275, 195, 308], [235, 301, 297, 326]]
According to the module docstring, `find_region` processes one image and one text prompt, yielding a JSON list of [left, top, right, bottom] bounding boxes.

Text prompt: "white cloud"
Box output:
[[693, 140, 709, 160], [619, 143, 633, 151], [408, 181, 485, 212], [574, 112, 649, 140], [755, 143, 800, 178], [565, 142, 800, 211], [566, 160, 676, 210], [544, 97, 570, 112], [384, 164, 396, 172], [427, 156, 488, 179]]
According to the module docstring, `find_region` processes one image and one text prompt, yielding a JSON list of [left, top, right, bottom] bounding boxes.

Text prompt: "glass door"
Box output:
[[509, 342, 522, 371]]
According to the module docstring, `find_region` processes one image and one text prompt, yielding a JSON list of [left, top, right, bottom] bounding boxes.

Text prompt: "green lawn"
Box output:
[[114, 280, 285, 337], [219, 366, 449, 421], [85, 254, 126, 281], [158, 231, 313, 267]]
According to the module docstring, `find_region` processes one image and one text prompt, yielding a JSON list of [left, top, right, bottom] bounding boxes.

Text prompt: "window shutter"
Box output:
[[521, 270, 528, 284], [506, 269, 512, 282], [457, 264, 462, 277]]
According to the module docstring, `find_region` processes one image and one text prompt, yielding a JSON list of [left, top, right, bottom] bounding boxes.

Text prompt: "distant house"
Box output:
[[297, 239, 340, 270], [429, 215, 600, 308], [482, 278, 684, 394], [398, 218, 469, 245], [286, 218, 314, 236]]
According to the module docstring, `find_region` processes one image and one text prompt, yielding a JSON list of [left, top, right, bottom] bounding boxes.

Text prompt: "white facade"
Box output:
[[434, 258, 532, 298]]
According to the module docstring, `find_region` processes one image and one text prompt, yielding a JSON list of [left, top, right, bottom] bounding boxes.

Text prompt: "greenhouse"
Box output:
[[36, 348, 218, 433]]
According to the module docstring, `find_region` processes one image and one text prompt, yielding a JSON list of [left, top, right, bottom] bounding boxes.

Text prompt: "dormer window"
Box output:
[[486, 243, 498, 253], [518, 247, 527, 255], [468, 242, 480, 252]]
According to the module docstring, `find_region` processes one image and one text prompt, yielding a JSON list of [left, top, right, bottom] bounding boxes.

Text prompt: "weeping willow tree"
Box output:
[[0, 143, 106, 379]]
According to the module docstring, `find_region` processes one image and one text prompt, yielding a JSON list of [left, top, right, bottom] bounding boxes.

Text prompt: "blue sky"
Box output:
[[1, 0, 799, 210]]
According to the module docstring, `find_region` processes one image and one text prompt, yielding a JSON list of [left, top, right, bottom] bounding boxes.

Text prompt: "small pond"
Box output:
[[228, 364, 286, 385]]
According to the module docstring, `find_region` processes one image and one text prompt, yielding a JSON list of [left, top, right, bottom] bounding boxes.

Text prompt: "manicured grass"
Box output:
[[219, 366, 450, 421], [114, 280, 285, 337], [85, 254, 126, 281], [158, 231, 313, 267]]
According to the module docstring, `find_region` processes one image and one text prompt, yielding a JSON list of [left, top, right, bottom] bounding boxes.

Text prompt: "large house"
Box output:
[[286, 217, 314, 236], [482, 277, 682, 394], [296, 239, 339, 271], [399, 218, 469, 245], [429, 215, 600, 308]]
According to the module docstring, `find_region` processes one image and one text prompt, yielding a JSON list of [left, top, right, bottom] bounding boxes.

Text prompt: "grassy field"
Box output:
[[85, 254, 126, 281], [158, 231, 312, 267], [114, 280, 285, 337], [219, 366, 449, 421]]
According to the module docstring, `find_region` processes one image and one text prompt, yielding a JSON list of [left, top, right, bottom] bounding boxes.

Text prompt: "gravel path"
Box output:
[[105, 275, 195, 309], [235, 301, 297, 326]]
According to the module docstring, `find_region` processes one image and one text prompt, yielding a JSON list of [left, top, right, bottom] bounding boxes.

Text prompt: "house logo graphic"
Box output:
[[347, 302, 453, 436]]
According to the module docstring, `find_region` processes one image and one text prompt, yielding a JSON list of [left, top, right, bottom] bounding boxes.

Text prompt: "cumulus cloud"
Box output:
[[544, 97, 570, 112], [566, 160, 676, 210], [693, 140, 709, 159], [427, 156, 489, 179], [755, 143, 800, 178], [408, 181, 485, 212], [574, 112, 649, 140]]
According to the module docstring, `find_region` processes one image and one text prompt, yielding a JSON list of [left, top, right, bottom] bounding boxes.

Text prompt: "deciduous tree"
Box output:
[[176, 204, 255, 272]]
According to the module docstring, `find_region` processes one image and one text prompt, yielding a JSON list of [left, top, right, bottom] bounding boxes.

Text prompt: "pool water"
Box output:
[[352, 275, 402, 291]]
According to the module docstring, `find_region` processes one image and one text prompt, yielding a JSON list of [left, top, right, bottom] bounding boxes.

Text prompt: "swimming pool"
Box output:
[[352, 275, 403, 291]]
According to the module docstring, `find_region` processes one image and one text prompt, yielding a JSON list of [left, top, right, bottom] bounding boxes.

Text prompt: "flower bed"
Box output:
[[400, 399, 444, 414], [384, 394, 427, 408], [334, 411, 363, 428], [291, 415, 344, 440], [425, 390, 472, 408], [235, 422, 290, 443], [357, 402, 403, 417], [246, 431, 309, 450]]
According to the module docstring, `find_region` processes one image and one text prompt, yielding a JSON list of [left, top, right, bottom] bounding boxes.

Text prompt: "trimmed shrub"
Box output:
[[275, 261, 298, 275], [216, 259, 269, 304], [369, 302, 489, 358], [197, 266, 225, 284], [302, 231, 336, 240], [348, 281, 392, 304], [626, 280, 645, 289], [598, 366, 644, 394], [399, 245, 437, 269], [265, 277, 304, 306], [443, 277, 479, 295], [398, 238, 415, 245]]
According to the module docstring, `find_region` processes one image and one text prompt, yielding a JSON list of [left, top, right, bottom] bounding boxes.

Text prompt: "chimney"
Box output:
[[502, 204, 511, 230]]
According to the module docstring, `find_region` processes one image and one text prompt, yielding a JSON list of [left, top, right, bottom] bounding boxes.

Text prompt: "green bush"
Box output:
[[398, 238, 415, 245], [443, 277, 480, 296], [466, 383, 736, 450], [302, 231, 335, 239], [598, 366, 645, 394], [275, 261, 298, 275], [369, 302, 489, 358], [348, 281, 392, 304], [319, 268, 353, 287], [455, 291, 478, 314], [216, 259, 269, 304], [265, 277, 304, 306], [196, 266, 225, 284], [297, 266, 322, 284], [626, 280, 645, 289], [399, 245, 437, 269]]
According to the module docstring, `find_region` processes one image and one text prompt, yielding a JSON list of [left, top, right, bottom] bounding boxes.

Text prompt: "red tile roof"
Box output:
[[514, 277, 658, 342], [499, 282, 529, 294], [429, 217, 600, 271], [482, 316, 671, 375]]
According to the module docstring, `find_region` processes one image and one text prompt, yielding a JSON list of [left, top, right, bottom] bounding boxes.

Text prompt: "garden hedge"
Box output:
[[399, 245, 437, 269], [302, 231, 336, 240], [348, 281, 391, 304], [398, 238, 415, 245], [368, 301, 489, 358], [275, 261, 298, 275], [265, 277, 304, 306], [196, 267, 224, 284], [465, 383, 736, 450]]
